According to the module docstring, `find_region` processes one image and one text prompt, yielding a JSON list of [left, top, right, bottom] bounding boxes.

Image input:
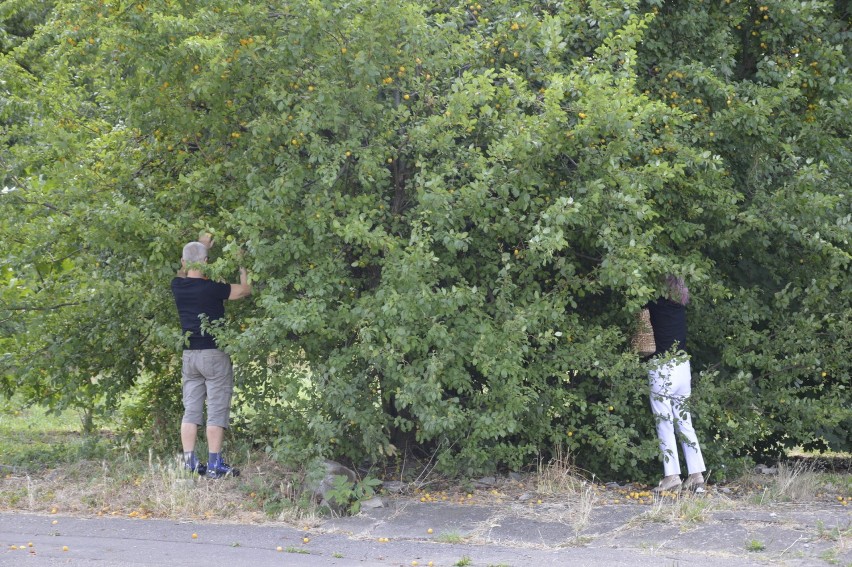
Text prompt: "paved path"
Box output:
[[1, 495, 849, 566]]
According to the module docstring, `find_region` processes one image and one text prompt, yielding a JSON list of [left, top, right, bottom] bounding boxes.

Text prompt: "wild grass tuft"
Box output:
[[633, 491, 729, 527], [749, 460, 822, 504], [773, 460, 821, 501], [535, 445, 589, 496], [435, 531, 466, 544]]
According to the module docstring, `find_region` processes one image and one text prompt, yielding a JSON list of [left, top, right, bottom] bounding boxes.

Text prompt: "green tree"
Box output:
[[635, 0, 851, 462], [1, 0, 848, 479]]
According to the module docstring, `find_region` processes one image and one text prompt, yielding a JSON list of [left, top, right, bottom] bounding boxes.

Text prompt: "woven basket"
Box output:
[[631, 308, 656, 356]]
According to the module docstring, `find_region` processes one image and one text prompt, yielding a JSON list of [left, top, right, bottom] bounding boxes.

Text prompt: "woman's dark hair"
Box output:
[[665, 275, 690, 305]]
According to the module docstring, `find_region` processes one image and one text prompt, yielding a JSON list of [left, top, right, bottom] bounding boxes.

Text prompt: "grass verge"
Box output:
[[0, 451, 319, 524], [0, 399, 108, 472], [2, 398, 850, 527], [0, 396, 318, 524]]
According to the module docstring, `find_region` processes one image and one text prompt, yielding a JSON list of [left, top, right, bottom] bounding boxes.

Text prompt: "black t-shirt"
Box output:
[[171, 277, 231, 350], [646, 297, 687, 357]]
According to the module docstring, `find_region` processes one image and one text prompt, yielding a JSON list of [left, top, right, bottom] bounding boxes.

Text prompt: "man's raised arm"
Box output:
[[228, 267, 252, 300]]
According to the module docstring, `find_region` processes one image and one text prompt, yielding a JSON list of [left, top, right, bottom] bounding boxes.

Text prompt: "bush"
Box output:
[[1, 0, 848, 479]]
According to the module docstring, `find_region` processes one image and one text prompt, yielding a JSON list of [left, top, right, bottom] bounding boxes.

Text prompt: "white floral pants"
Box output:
[[648, 358, 706, 476]]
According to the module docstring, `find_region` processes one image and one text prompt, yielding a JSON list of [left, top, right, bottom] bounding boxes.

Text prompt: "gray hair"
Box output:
[[182, 241, 208, 263]]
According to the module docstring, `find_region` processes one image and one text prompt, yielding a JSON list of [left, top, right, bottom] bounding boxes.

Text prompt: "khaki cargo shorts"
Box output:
[[181, 349, 234, 428]]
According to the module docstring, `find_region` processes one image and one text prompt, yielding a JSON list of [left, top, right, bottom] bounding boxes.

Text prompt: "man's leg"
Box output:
[[181, 351, 207, 473], [206, 425, 224, 453], [203, 350, 238, 478], [181, 422, 199, 452]]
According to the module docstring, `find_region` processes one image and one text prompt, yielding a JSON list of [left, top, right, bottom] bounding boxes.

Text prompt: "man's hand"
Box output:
[[198, 232, 214, 250]]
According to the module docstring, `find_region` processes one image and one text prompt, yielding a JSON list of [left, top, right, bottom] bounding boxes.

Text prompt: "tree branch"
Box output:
[[4, 302, 84, 312]]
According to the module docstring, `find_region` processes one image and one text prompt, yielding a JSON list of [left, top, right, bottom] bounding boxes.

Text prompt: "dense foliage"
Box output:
[[1, 0, 849, 480]]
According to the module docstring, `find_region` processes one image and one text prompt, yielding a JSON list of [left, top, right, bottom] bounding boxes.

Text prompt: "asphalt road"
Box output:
[[2, 494, 849, 567]]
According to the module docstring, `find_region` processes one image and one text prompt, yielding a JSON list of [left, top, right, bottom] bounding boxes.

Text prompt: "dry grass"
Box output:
[[0, 450, 319, 525], [503, 487, 598, 534], [534, 445, 590, 496], [629, 491, 734, 528], [460, 448, 601, 547], [748, 460, 822, 504], [569, 483, 598, 535], [522, 447, 599, 536], [773, 460, 821, 501]]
